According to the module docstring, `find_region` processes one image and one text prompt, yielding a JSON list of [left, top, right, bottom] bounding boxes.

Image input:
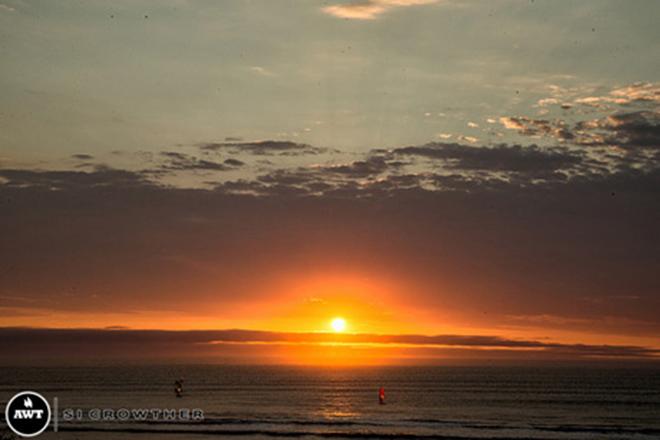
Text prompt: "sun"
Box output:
[[330, 317, 347, 333]]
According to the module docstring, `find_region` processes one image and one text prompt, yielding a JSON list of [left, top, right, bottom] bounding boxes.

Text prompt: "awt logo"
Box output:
[[4, 391, 51, 437]]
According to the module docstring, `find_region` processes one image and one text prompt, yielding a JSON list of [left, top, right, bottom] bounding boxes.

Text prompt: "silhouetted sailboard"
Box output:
[[174, 379, 184, 397]]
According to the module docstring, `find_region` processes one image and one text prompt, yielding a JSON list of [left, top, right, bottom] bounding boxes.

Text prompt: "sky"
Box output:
[[0, 0, 659, 364]]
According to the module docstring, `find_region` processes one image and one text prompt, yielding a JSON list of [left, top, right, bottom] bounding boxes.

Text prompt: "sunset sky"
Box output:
[[1, 0, 659, 364]]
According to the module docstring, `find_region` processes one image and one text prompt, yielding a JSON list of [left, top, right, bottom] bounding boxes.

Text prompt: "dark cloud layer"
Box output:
[[251, 155, 401, 193], [200, 140, 327, 156], [392, 143, 583, 174], [71, 154, 94, 160], [159, 151, 242, 172], [599, 111, 660, 149], [0, 167, 149, 189], [320, 156, 396, 178], [0, 160, 658, 341], [1, 328, 657, 362], [503, 110, 660, 154], [2, 88, 660, 348]]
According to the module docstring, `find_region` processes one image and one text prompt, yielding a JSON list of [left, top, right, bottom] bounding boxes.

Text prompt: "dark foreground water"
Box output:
[[1, 365, 659, 439]]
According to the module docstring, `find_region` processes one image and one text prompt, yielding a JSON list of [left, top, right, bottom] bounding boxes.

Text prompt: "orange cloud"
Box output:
[[322, 0, 440, 20]]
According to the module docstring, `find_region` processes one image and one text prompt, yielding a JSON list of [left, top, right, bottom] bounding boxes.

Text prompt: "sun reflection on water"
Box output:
[[315, 392, 361, 419]]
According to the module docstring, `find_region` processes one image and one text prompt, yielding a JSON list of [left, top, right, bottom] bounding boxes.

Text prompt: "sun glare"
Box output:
[[331, 317, 347, 333]]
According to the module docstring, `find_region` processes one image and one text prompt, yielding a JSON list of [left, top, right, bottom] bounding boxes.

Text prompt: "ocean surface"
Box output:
[[1, 365, 659, 439]]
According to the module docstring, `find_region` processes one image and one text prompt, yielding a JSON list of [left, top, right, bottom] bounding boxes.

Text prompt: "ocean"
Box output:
[[1, 365, 659, 439]]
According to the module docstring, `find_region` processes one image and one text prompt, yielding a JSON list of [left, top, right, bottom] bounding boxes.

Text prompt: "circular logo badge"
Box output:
[[5, 391, 51, 438]]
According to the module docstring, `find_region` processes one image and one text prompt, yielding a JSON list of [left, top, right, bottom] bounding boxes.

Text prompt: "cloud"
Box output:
[[0, 167, 151, 190], [506, 110, 660, 153], [0, 4, 15, 12], [71, 154, 94, 160], [249, 66, 275, 76], [599, 111, 660, 149], [319, 155, 397, 177], [1, 328, 657, 361], [537, 98, 560, 107], [500, 83, 659, 157], [5, 132, 655, 198], [1, 163, 659, 340], [392, 142, 583, 174], [574, 82, 660, 108], [322, 0, 439, 20], [458, 135, 478, 144], [159, 151, 239, 172], [223, 158, 245, 167], [249, 155, 403, 196], [200, 140, 326, 156], [499, 116, 575, 142], [2, 80, 659, 353], [256, 168, 318, 187]]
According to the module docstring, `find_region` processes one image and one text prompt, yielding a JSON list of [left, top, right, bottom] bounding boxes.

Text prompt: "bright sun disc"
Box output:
[[331, 317, 346, 332]]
